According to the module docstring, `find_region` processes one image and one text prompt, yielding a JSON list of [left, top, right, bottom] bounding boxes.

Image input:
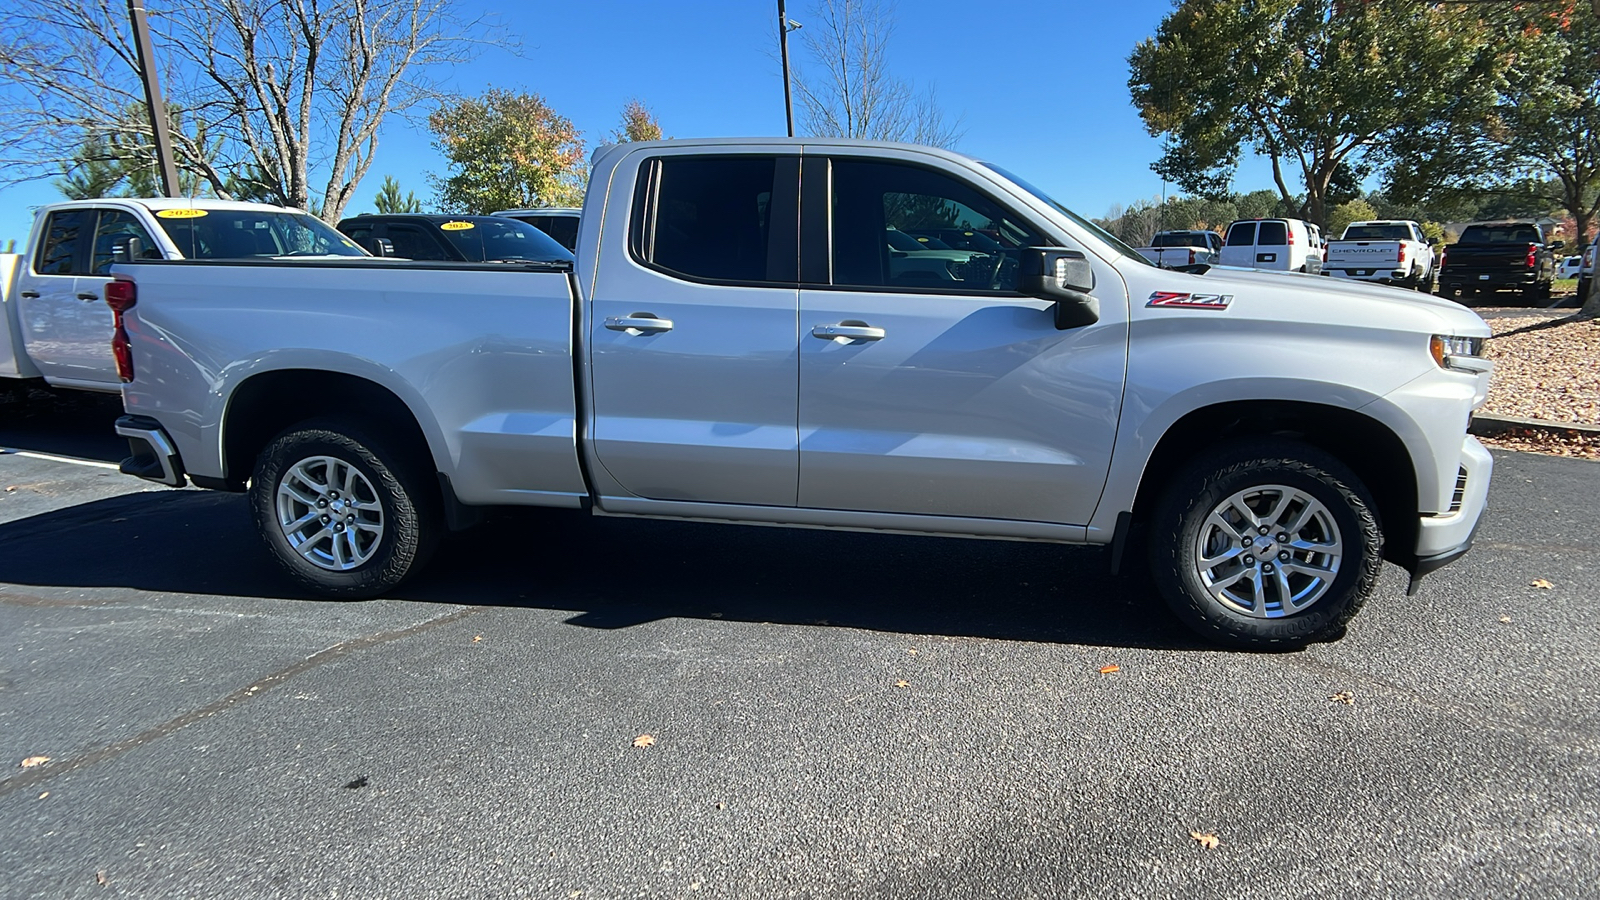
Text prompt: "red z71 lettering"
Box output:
[[1147, 291, 1233, 309]]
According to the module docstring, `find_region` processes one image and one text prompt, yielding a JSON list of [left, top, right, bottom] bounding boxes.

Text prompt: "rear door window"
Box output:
[[1258, 221, 1288, 246], [34, 209, 93, 275], [1225, 221, 1256, 247], [634, 156, 780, 283], [384, 223, 453, 261]]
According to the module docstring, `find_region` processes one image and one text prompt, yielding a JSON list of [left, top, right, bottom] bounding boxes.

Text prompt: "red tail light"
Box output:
[[1440, 247, 1448, 269], [1397, 244, 1407, 264], [104, 278, 136, 383], [1188, 248, 1196, 265], [1526, 244, 1538, 267]]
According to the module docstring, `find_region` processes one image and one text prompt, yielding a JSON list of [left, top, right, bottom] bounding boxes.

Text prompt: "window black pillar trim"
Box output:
[[799, 156, 831, 285], [768, 156, 801, 284]]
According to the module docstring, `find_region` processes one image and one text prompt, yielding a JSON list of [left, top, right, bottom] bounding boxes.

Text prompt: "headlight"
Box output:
[[1430, 334, 1486, 371]]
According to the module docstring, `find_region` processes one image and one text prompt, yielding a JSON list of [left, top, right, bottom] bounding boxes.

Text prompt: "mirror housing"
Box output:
[[359, 236, 395, 257], [1019, 247, 1099, 329], [110, 235, 143, 264], [1549, 239, 1565, 251]]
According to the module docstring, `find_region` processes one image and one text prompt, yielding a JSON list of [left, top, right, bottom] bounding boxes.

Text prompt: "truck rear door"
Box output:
[[794, 153, 1126, 525], [587, 150, 801, 507]]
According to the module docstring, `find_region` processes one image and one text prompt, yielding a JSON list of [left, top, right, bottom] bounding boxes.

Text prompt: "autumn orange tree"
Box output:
[[428, 89, 587, 213], [612, 100, 664, 143]]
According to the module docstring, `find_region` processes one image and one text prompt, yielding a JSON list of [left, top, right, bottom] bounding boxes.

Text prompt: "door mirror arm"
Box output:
[[110, 235, 143, 264], [1018, 247, 1100, 329]]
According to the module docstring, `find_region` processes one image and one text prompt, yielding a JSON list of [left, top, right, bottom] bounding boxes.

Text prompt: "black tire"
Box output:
[[1148, 439, 1383, 649], [250, 418, 439, 598]]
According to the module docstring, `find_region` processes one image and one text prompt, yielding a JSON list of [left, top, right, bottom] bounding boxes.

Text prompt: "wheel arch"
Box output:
[[218, 368, 446, 493], [1124, 399, 1419, 566]]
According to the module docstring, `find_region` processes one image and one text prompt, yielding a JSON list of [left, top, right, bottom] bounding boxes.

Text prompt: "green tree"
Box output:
[[612, 100, 664, 143], [1129, 0, 1500, 228], [1387, 9, 1600, 265], [373, 176, 424, 213], [1326, 199, 1378, 240], [428, 89, 587, 213]]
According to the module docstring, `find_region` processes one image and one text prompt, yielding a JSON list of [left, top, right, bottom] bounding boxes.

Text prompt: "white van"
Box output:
[[1219, 218, 1322, 273]]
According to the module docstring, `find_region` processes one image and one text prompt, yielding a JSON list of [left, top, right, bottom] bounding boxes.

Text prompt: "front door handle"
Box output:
[[19, 291, 39, 299], [812, 323, 886, 342], [77, 292, 100, 301], [604, 314, 674, 335]]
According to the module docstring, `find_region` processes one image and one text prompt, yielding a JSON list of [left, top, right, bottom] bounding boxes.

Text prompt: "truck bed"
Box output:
[[117, 258, 587, 507]]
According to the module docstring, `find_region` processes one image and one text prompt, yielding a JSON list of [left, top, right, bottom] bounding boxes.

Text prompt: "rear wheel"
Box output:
[[1149, 439, 1383, 648], [250, 418, 439, 597]]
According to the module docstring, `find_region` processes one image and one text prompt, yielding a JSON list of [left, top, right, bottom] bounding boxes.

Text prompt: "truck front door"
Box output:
[[587, 152, 801, 507], [795, 155, 1126, 525]]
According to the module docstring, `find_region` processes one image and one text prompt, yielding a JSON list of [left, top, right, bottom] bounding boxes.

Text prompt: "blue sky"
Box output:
[[0, 0, 1283, 247]]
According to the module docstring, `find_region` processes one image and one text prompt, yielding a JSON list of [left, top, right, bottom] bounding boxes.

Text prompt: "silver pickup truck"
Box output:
[[111, 138, 1494, 648]]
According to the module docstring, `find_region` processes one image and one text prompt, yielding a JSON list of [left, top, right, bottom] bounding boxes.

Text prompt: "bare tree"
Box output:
[[789, 0, 961, 148], [0, 0, 495, 222]]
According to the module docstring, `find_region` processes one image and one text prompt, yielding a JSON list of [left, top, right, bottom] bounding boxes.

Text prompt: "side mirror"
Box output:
[[110, 235, 143, 264], [1550, 239, 1565, 251], [359, 237, 395, 257], [1019, 247, 1099, 330]]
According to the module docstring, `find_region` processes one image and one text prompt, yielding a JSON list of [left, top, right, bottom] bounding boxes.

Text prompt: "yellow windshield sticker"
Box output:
[[440, 221, 475, 231], [156, 208, 208, 219]]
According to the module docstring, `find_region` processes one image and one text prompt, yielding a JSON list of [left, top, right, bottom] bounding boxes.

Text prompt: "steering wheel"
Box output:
[[983, 252, 1006, 290]]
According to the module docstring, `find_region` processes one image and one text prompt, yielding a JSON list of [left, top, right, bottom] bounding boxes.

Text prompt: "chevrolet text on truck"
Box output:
[[2, 198, 367, 396], [109, 138, 1493, 648]]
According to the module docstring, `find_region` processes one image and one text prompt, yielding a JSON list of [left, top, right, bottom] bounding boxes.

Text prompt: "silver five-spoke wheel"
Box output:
[[275, 455, 385, 571], [1194, 484, 1343, 618]]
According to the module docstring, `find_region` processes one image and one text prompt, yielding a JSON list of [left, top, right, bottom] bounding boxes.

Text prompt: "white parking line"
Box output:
[[0, 448, 122, 470]]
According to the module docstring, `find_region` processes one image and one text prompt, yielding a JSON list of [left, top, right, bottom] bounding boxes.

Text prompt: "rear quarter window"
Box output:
[[1225, 222, 1256, 246], [1257, 221, 1287, 246]]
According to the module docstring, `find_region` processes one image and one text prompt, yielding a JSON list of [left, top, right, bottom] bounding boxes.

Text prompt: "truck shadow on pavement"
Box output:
[[0, 388, 129, 462], [0, 490, 1212, 651]]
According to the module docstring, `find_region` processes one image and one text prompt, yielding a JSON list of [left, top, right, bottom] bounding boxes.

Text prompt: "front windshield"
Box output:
[[437, 218, 574, 263], [155, 209, 366, 259], [978, 162, 1153, 266]]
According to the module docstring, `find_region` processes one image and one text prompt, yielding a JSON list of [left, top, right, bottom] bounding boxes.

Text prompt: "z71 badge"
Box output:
[[1147, 291, 1234, 310]]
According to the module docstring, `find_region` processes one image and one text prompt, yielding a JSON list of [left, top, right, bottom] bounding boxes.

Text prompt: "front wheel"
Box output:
[[250, 418, 438, 597], [1149, 440, 1383, 648]]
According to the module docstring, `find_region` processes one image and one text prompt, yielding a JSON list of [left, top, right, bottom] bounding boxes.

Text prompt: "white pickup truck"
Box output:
[[1, 198, 366, 396], [1135, 229, 1223, 269], [1323, 220, 1437, 290], [110, 138, 1494, 648]]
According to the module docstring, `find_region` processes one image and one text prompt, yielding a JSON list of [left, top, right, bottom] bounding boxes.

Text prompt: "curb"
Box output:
[[1469, 414, 1600, 438]]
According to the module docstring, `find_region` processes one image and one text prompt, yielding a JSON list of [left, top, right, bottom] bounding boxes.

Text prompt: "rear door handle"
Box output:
[[604, 314, 674, 334], [77, 292, 100, 301], [812, 323, 886, 342], [19, 291, 39, 299]]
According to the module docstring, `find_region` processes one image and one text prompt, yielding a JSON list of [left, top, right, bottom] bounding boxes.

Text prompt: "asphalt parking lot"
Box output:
[[2, 391, 1597, 899]]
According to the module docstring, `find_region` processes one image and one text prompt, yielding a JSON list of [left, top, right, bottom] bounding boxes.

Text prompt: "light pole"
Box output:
[[778, 1, 801, 138], [127, 0, 180, 197]]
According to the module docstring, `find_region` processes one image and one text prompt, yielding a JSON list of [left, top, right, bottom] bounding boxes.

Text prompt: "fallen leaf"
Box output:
[[1099, 664, 1121, 675], [1531, 579, 1554, 589], [96, 871, 107, 885], [19, 755, 50, 769], [894, 679, 910, 688], [38, 792, 48, 800], [1190, 831, 1221, 850], [3, 486, 14, 492], [632, 734, 655, 748], [471, 635, 483, 643], [1499, 615, 1513, 624], [1329, 691, 1355, 705], [906, 648, 918, 655], [714, 801, 726, 810]]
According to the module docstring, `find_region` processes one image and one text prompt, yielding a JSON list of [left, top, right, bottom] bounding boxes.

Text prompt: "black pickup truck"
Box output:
[[1437, 221, 1561, 305]]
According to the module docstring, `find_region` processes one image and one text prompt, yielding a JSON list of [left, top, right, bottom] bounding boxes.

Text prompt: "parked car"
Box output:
[[110, 137, 1492, 649], [1437, 221, 1560, 305], [1323, 220, 1437, 291], [336, 214, 573, 264], [1135, 229, 1223, 269], [1557, 255, 1582, 280], [1218, 218, 1323, 273], [493, 208, 581, 251], [2, 198, 364, 396]]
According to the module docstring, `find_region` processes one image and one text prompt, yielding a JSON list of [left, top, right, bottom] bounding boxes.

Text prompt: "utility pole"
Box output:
[[778, 1, 799, 138], [127, 0, 180, 197]]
